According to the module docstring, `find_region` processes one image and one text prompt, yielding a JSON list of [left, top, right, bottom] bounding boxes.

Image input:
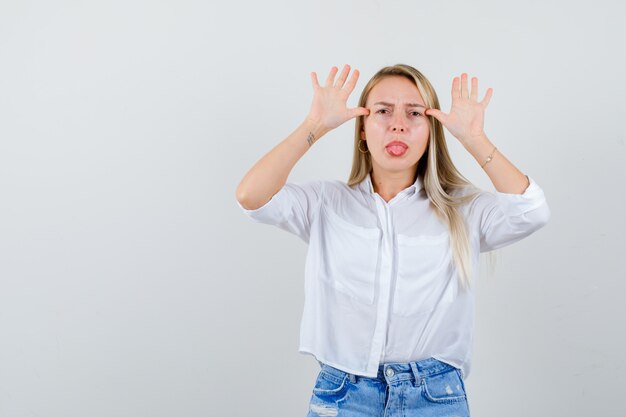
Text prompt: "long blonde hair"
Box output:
[[348, 64, 481, 291]]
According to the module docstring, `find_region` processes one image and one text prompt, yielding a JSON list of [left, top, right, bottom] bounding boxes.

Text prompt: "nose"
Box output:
[[390, 113, 407, 133]]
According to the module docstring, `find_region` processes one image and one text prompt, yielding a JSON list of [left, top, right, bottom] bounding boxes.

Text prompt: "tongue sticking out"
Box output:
[[387, 145, 407, 156]]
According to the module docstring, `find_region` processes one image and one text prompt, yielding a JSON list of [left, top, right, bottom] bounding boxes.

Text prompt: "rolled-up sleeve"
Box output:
[[469, 175, 551, 252], [236, 181, 324, 243]]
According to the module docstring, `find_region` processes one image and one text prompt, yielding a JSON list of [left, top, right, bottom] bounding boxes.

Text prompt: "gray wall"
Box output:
[[1, 0, 624, 416]]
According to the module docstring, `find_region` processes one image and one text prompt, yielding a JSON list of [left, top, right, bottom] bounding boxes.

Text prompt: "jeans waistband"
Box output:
[[317, 357, 459, 386]]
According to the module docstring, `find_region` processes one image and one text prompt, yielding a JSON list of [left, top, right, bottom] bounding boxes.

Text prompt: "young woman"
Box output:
[[236, 64, 550, 416]]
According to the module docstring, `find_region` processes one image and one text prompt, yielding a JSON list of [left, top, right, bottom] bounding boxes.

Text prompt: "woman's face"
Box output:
[[362, 75, 430, 177]]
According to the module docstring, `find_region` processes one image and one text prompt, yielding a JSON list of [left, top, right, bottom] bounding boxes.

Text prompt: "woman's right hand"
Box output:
[[307, 64, 370, 133]]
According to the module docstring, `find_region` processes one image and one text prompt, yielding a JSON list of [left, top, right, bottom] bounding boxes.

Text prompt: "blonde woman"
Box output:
[[236, 64, 550, 416]]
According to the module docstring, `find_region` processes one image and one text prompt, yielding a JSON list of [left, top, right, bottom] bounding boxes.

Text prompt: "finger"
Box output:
[[334, 64, 351, 88], [343, 68, 360, 94], [311, 72, 320, 89], [470, 77, 478, 101], [425, 108, 447, 124], [325, 66, 338, 87], [461, 73, 469, 98], [480, 88, 493, 107], [451, 76, 460, 100], [348, 106, 370, 119]]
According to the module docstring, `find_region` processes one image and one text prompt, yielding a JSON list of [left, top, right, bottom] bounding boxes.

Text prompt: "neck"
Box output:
[[370, 168, 417, 201]]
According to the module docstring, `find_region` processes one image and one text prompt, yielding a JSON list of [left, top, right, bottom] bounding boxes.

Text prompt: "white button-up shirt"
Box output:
[[237, 172, 550, 378]]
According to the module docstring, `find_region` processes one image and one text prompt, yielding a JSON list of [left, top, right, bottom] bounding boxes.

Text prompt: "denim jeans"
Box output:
[[307, 357, 470, 417]]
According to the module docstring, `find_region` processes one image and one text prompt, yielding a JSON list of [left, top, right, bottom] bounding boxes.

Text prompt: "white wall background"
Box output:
[[1, 1, 624, 416]]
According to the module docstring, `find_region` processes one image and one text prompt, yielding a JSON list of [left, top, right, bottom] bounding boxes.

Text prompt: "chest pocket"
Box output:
[[393, 232, 452, 316], [318, 207, 381, 305]]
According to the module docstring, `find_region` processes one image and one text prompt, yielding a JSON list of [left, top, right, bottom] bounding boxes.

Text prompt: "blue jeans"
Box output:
[[307, 357, 470, 417]]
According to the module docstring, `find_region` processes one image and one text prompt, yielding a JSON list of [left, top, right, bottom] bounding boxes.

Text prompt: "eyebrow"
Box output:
[[372, 101, 425, 108]]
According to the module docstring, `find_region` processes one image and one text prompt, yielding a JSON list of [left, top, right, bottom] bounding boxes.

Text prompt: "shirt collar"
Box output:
[[360, 171, 424, 197]]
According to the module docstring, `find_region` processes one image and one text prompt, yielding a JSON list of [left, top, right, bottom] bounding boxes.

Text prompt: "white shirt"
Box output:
[[236, 172, 550, 378]]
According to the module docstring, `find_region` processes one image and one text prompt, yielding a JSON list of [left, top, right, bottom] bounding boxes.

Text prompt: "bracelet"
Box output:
[[480, 146, 497, 168]]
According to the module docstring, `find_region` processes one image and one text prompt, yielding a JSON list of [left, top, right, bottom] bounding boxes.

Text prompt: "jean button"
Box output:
[[385, 368, 394, 377]]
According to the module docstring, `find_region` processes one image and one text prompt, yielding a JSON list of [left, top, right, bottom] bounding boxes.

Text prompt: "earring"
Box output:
[[358, 139, 369, 154]]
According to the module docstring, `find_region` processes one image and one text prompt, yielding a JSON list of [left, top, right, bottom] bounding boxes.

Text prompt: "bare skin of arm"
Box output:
[[235, 119, 328, 210], [236, 65, 369, 210]]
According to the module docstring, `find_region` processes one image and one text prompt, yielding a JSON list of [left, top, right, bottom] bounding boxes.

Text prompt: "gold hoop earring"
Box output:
[[358, 140, 369, 154]]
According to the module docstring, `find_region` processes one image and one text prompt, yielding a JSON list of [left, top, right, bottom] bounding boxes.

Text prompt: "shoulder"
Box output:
[[282, 179, 329, 194], [318, 179, 362, 195], [447, 183, 493, 220], [278, 179, 356, 204], [448, 182, 486, 201]]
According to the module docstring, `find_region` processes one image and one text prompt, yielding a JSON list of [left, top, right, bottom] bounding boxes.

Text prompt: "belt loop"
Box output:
[[409, 362, 421, 387], [348, 373, 356, 383]]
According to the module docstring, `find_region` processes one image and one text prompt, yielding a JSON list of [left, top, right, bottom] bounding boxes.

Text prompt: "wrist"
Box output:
[[463, 134, 496, 166], [462, 132, 490, 152], [303, 117, 331, 142]]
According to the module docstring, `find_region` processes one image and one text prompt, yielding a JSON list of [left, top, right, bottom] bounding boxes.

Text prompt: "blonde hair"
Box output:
[[347, 64, 481, 291]]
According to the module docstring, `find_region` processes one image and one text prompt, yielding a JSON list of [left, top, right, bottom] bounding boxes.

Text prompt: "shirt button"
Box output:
[[385, 368, 394, 377]]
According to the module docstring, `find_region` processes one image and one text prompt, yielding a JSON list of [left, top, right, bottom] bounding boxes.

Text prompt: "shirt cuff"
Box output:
[[493, 175, 547, 217], [236, 187, 287, 222]]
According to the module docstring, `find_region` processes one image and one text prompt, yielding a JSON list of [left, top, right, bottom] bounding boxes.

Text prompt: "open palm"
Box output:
[[307, 65, 369, 131], [426, 73, 493, 145]]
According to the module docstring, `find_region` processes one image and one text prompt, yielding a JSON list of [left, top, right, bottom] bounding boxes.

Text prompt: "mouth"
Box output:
[[385, 141, 408, 157]]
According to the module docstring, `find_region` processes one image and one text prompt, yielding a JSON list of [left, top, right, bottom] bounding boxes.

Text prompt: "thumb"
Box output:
[[349, 107, 370, 119], [425, 108, 446, 124]]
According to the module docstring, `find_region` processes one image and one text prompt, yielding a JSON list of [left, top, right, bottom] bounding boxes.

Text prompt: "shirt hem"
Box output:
[[431, 355, 465, 379], [298, 347, 379, 378]]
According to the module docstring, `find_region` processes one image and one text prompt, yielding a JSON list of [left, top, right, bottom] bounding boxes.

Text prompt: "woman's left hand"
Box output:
[[425, 73, 493, 146]]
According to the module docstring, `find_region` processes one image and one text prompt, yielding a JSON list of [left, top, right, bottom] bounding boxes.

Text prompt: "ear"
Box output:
[[360, 129, 365, 140]]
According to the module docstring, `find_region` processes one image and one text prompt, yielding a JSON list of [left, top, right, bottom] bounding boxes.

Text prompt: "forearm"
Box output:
[[463, 134, 530, 194], [236, 118, 329, 210]]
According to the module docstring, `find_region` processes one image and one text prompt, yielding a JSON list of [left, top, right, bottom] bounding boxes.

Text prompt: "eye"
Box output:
[[376, 109, 390, 114], [410, 111, 422, 117]]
